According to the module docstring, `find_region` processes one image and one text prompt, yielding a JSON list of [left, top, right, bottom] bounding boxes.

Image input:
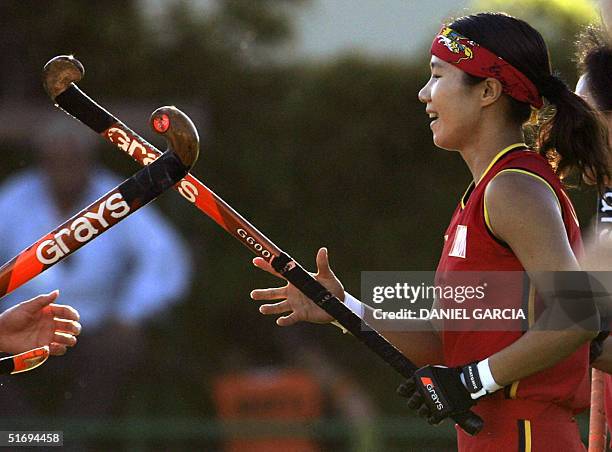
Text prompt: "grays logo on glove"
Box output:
[[397, 361, 501, 426]]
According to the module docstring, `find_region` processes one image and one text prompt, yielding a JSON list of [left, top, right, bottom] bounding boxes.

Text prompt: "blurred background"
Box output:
[[0, 0, 602, 450]]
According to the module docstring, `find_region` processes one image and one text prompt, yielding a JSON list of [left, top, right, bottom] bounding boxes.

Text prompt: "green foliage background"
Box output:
[[0, 0, 603, 448]]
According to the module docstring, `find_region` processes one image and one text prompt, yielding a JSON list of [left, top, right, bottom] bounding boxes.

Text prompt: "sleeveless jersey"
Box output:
[[437, 143, 589, 411]]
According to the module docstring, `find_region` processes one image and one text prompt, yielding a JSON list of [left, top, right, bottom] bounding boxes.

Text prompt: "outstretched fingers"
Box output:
[[258, 301, 291, 315], [252, 257, 284, 279], [52, 332, 77, 347], [54, 319, 81, 336], [48, 332, 77, 356], [25, 290, 59, 310], [49, 304, 80, 322], [48, 319, 80, 356], [315, 247, 335, 279], [49, 343, 68, 356], [250, 286, 288, 301], [276, 312, 300, 327]]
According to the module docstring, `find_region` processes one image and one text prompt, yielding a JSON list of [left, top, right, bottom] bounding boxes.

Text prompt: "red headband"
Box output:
[[430, 27, 543, 109]]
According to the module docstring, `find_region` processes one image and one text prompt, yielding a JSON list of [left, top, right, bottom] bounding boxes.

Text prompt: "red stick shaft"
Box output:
[[103, 122, 282, 261]]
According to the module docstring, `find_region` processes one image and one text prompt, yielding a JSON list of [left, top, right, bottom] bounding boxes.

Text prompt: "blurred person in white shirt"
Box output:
[[0, 115, 192, 417]]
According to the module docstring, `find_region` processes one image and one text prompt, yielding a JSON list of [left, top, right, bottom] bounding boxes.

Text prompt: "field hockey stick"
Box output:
[[589, 368, 607, 452], [589, 189, 612, 452], [0, 103, 198, 375], [42, 55, 484, 435], [0, 104, 198, 299], [0, 347, 49, 375]]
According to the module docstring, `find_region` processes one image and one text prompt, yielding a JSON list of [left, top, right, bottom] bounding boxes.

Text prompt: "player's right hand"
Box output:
[[397, 364, 476, 426], [250, 247, 344, 326]]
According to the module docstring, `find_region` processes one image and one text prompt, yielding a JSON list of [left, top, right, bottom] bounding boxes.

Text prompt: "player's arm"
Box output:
[[356, 298, 443, 366], [484, 171, 597, 384]]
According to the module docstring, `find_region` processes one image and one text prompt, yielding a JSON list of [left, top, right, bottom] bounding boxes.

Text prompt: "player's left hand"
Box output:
[[0, 290, 81, 356], [397, 364, 480, 425]]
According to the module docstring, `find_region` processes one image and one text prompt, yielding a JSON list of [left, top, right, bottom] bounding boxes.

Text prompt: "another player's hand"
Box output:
[[251, 247, 344, 326], [397, 365, 476, 426], [0, 290, 81, 356]]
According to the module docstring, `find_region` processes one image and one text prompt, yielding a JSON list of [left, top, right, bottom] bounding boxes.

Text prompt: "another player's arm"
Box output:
[[484, 171, 598, 386]]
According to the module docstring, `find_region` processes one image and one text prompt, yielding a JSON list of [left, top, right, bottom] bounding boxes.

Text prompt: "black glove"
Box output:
[[397, 363, 487, 425]]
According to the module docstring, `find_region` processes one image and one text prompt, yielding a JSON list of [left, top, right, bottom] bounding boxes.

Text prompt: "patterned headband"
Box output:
[[430, 27, 543, 109]]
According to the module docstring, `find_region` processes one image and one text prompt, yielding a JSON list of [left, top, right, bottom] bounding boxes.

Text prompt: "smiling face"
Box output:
[[418, 56, 485, 151]]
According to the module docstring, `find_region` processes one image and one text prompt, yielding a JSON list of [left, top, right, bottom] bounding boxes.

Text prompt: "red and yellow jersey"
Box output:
[[437, 143, 589, 411]]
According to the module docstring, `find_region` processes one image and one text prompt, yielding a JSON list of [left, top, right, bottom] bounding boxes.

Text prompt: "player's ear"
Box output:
[[480, 78, 503, 107]]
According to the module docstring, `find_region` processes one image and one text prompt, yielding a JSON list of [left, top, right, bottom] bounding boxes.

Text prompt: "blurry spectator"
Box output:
[[0, 115, 192, 418]]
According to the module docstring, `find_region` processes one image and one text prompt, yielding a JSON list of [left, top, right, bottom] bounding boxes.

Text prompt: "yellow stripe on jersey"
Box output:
[[483, 200, 492, 236], [502, 243, 537, 403], [460, 182, 475, 210], [509, 380, 520, 399], [517, 419, 532, 451], [524, 420, 532, 452], [559, 189, 580, 227], [476, 143, 527, 186], [461, 142, 527, 209]]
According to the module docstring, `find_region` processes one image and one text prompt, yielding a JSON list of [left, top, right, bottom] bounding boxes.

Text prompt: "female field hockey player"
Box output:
[[251, 12, 611, 451], [575, 25, 612, 450]]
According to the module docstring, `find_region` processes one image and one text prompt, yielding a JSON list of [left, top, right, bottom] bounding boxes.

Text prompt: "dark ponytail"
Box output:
[[535, 79, 610, 189], [451, 13, 611, 193]]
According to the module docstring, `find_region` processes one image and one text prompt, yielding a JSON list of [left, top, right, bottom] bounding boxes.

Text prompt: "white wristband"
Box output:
[[459, 358, 502, 400], [344, 292, 365, 319], [477, 358, 502, 393], [331, 292, 364, 334]]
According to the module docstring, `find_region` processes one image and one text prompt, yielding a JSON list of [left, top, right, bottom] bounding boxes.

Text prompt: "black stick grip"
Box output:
[[120, 151, 188, 206], [271, 252, 483, 435], [55, 85, 116, 133]]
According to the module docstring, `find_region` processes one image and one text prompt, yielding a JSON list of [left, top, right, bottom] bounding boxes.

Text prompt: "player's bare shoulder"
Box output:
[[483, 169, 573, 269]]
